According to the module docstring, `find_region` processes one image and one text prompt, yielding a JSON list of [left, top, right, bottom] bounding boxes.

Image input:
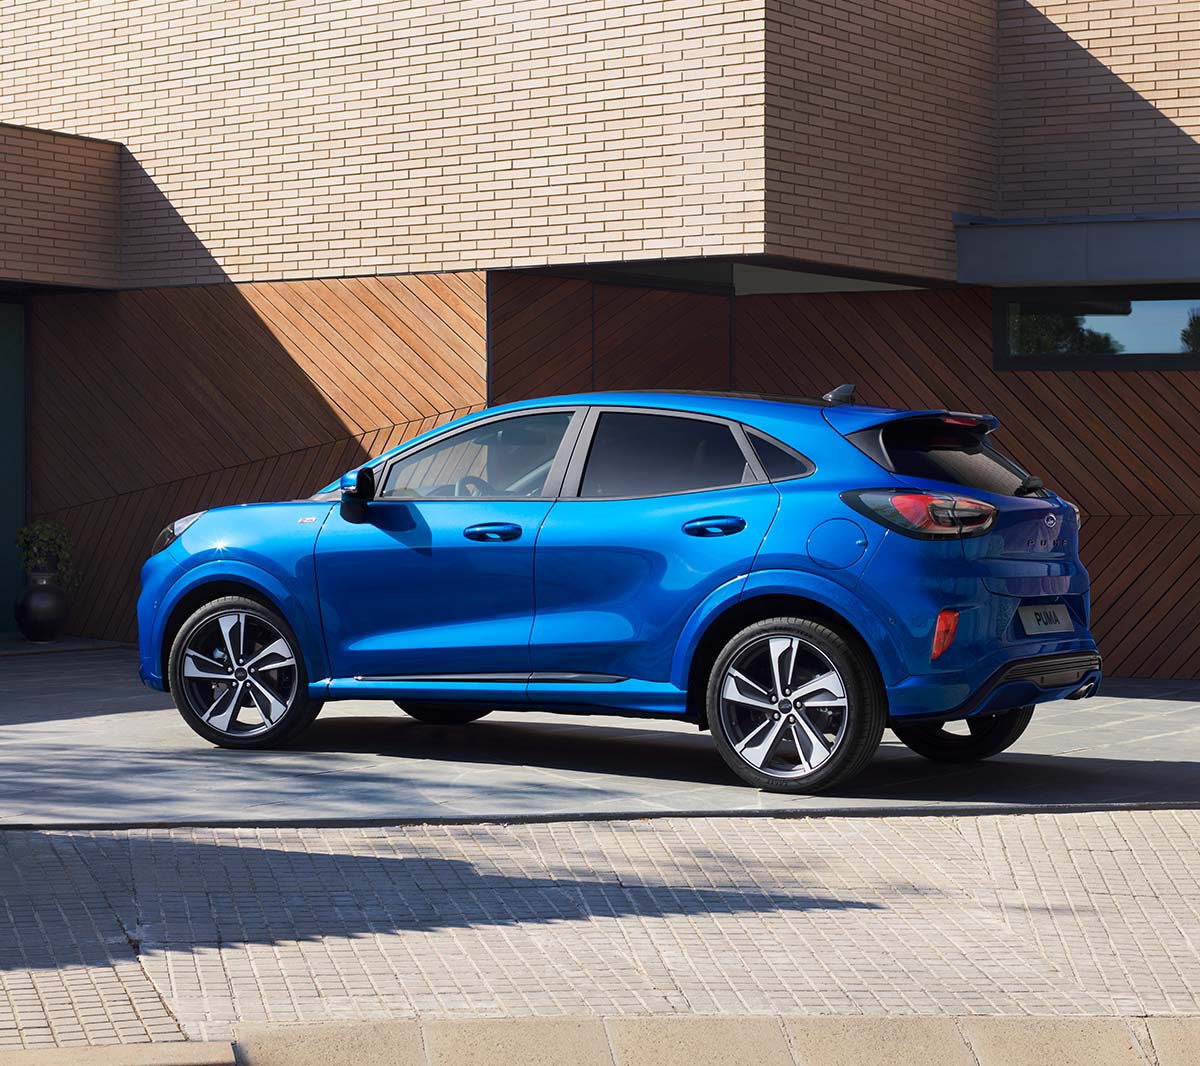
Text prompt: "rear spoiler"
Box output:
[[821, 405, 1000, 436]]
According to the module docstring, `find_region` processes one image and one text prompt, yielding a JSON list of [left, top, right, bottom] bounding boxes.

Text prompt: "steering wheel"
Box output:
[[455, 475, 492, 497]]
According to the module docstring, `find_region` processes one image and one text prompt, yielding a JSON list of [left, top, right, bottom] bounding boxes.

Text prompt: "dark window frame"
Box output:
[[994, 284, 1200, 372], [560, 406, 769, 501]]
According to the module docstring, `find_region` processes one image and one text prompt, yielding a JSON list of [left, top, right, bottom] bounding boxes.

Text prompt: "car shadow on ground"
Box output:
[[294, 713, 1200, 808]]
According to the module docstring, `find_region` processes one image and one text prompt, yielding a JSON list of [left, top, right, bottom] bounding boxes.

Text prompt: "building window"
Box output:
[[994, 288, 1200, 371]]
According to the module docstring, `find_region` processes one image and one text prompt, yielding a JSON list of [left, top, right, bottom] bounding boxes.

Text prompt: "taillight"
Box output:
[[1066, 500, 1082, 527], [842, 489, 997, 538], [932, 609, 959, 660]]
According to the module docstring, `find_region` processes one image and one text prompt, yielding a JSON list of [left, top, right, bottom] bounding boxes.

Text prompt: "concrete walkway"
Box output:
[[2, 650, 1199, 824], [2, 811, 1199, 1051]]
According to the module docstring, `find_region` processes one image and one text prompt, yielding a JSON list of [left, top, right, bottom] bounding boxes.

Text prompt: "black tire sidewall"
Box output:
[[706, 616, 886, 793], [168, 594, 321, 749], [892, 706, 1034, 762]]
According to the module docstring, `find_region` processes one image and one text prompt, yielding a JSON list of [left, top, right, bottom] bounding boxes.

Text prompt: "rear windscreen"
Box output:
[[875, 420, 1031, 496]]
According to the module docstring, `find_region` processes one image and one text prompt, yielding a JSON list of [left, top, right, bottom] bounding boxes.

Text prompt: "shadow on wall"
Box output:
[[0, 829, 877, 972], [999, 0, 1200, 216], [27, 154, 487, 642]]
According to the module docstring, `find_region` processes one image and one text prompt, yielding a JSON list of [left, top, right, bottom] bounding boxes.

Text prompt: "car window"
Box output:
[[880, 419, 1030, 496], [379, 411, 573, 498], [579, 412, 754, 498], [747, 430, 814, 481]]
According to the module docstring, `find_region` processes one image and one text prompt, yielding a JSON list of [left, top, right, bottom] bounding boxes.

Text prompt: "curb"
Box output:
[[5, 1016, 1196, 1066], [7, 799, 1200, 832]]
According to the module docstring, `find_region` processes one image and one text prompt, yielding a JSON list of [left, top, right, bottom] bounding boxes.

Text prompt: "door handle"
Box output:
[[463, 522, 522, 542], [682, 515, 747, 537]]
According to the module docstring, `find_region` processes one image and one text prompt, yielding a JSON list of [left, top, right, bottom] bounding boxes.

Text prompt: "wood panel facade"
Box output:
[[489, 275, 1200, 679], [29, 272, 486, 641]]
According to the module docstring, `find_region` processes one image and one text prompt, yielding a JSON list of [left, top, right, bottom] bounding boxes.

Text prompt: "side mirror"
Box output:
[[340, 466, 376, 502]]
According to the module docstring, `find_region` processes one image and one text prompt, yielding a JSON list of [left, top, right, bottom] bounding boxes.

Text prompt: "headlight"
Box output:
[[152, 511, 206, 555]]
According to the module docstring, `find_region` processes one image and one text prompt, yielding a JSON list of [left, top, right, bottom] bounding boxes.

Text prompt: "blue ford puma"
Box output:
[[138, 389, 1101, 793]]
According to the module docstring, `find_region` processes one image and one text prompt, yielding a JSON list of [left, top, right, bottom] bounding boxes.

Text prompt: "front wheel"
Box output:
[[396, 702, 491, 725], [707, 617, 886, 793], [168, 595, 323, 749], [891, 706, 1034, 762]]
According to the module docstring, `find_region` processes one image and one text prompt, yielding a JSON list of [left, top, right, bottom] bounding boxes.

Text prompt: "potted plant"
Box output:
[[14, 519, 78, 642]]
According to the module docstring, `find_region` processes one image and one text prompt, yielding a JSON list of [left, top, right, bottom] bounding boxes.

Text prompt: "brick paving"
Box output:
[[1, 811, 1198, 1049]]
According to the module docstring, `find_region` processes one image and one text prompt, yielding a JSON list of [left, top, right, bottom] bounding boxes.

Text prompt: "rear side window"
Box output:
[[874, 419, 1030, 496], [747, 430, 814, 481], [580, 412, 753, 498]]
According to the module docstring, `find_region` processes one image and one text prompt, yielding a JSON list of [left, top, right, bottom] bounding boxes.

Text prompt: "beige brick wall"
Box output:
[[1000, 0, 1200, 217], [763, 0, 998, 280], [0, 123, 120, 288], [0, 0, 765, 287]]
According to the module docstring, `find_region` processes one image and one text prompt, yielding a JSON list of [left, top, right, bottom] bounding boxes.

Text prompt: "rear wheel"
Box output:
[[706, 616, 886, 793], [396, 702, 491, 725], [168, 595, 323, 749], [891, 706, 1034, 762]]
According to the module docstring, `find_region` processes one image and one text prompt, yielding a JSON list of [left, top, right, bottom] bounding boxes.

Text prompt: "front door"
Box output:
[[315, 408, 581, 680], [530, 408, 780, 687]]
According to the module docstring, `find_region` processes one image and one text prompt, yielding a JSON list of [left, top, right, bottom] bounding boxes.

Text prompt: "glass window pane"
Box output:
[[881, 420, 1031, 496], [1007, 295, 1200, 359], [580, 412, 752, 498], [380, 412, 572, 498], [748, 431, 814, 481]]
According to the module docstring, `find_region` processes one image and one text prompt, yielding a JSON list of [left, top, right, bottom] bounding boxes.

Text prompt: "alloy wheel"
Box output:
[[178, 610, 298, 736], [717, 634, 849, 779]]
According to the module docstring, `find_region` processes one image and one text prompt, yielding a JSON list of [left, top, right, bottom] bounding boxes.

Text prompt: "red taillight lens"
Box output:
[[842, 490, 997, 538], [932, 609, 959, 660]]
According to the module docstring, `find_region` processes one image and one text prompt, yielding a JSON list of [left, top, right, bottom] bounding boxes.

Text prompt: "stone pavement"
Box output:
[[2, 650, 1200, 824], [2, 810, 1199, 1051]]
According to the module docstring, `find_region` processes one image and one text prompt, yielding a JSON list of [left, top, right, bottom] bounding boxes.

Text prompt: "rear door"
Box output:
[[529, 408, 780, 687]]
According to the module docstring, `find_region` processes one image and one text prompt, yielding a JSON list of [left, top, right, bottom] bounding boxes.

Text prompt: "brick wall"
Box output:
[[0, 123, 120, 288], [1000, 0, 1200, 216], [0, 1, 765, 287], [763, 0, 998, 280]]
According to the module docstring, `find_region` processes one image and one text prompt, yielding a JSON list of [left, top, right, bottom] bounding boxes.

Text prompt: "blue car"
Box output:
[[138, 389, 1101, 793]]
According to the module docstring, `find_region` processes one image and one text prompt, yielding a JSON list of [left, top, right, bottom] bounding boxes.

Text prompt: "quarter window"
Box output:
[[379, 412, 573, 498], [579, 412, 754, 498], [747, 431, 814, 481]]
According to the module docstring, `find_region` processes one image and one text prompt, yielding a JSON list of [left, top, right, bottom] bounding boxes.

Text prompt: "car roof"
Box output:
[[483, 389, 907, 426]]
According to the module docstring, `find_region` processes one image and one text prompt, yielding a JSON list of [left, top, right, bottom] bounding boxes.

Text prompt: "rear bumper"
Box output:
[[887, 647, 1102, 722]]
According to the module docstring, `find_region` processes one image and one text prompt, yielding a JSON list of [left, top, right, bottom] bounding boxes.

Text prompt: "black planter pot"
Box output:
[[14, 571, 69, 643]]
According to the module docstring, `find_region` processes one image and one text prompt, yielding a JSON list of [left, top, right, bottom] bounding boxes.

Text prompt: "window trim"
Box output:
[[559, 406, 768, 501], [994, 285, 1200, 372], [375, 406, 585, 502]]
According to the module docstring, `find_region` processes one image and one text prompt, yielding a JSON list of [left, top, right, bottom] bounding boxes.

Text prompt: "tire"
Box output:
[[396, 701, 491, 725], [706, 616, 886, 794], [891, 706, 1034, 762], [167, 594, 323, 749]]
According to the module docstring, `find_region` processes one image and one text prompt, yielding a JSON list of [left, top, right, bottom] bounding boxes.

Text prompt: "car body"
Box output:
[[138, 390, 1101, 791]]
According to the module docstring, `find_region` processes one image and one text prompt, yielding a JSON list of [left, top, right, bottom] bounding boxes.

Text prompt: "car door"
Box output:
[[529, 407, 781, 690], [315, 407, 582, 682]]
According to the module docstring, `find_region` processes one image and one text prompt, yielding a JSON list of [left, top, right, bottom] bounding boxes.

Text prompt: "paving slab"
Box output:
[[783, 1016, 975, 1066], [424, 1018, 613, 1066], [233, 1021, 422, 1066], [1144, 1018, 1200, 1066], [2, 650, 1199, 825], [605, 1017, 794, 1066], [958, 1017, 1150, 1066]]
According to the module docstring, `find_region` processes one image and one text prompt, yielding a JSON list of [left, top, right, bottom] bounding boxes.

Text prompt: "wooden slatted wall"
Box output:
[[489, 274, 1200, 679], [489, 273, 732, 404], [735, 287, 1200, 679], [30, 273, 487, 641]]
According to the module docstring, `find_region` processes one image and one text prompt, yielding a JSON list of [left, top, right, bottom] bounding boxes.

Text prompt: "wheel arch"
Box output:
[[683, 592, 887, 727], [156, 564, 328, 690]]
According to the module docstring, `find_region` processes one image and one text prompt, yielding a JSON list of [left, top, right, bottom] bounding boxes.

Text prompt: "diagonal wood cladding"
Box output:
[[30, 272, 486, 642], [489, 275, 1200, 679], [734, 287, 1200, 680]]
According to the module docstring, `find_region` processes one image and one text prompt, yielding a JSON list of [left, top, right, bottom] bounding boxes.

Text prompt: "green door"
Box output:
[[0, 303, 25, 631]]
